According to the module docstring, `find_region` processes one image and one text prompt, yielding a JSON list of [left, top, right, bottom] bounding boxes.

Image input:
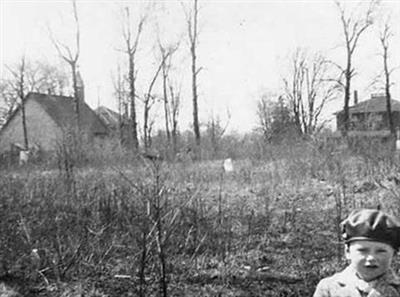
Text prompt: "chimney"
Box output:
[[354, 90, 358, 105]]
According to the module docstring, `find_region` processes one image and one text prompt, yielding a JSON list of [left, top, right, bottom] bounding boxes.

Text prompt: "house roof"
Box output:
[[95, 106, 119, 130], [336, 95, 400, 115], [0, 92, 108, 135]]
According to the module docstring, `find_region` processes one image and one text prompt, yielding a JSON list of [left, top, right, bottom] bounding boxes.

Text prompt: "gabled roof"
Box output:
[[336, 95, 400, 115], [0, 92, 108, 135], [95, 106, 120, 130]]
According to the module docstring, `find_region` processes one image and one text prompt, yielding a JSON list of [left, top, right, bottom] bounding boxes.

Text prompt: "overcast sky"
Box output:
[[1, 0, 400, 133]]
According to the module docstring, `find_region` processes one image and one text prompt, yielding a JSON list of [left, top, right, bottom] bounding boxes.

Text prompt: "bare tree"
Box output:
[[283, 48, 337, 135], [1, 73, 20, 121], [5, 56, 29, 150], [160, 45, 171, 144], [158, 40, 179, 147], [183, 0, 201, 154], [257, 96, 270, 140], [1, 58, 70, 149], [2, 59, 69, 123], [334, 0, 379, 136], [35, 62, 70, 96], [0, 82, 13, 127], [256, 94, 295, 143], [49, 0, 81, 130], [142, 56, 170, 150], [206, 111, 230, 158], [122, 6, 146, 151], [379, 19, 395, 141], [112, 64, 129, 145], [168, 80, 181, 155]]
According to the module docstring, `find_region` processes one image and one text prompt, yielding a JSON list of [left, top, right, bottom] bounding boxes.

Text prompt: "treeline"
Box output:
[[1, 0, 398, 160]]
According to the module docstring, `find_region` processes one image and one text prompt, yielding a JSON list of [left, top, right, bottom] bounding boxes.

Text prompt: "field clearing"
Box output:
[[1, 144, 400, 296]]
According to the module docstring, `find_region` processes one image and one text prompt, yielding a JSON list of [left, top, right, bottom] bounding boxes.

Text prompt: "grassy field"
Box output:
[[1, 140, 400, 296]]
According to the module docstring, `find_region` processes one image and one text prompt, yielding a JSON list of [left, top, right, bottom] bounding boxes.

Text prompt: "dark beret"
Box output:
[[341, 209, 400, 250]]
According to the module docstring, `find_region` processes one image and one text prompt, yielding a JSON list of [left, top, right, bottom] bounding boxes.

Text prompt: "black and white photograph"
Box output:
[[1, 0, 400, 296]]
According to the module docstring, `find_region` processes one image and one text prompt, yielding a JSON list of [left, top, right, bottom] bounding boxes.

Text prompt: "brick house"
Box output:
[[335, 93, 400, 139], [0, 92, 108, 154]]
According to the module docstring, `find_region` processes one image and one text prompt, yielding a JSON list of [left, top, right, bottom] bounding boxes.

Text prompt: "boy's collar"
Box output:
[[336, 266, 400, 287]]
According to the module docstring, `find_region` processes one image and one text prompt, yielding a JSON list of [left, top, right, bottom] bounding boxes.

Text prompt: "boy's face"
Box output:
[[345, 240, 395, 282]]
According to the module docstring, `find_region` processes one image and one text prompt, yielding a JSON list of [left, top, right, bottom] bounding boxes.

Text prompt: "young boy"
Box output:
[[313, 209, 400, 297]]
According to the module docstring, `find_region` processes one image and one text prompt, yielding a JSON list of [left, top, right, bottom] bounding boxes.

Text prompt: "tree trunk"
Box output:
[[116, 78, 125, 146], [21, 98, 29, 150], [71, 63, 80, 131], [190, 0, 201, 154], [343, 69, 351, 136], [383, 46, 394, 137], [192, 51, 200, 148], [144, 97, 149, 150], [15, 57, 28, 150], [18, 60, 29, 150], [162, 65, 171, 143], [169, 85, 179, 156], [343, 39, 352, 136], [129, 54, 139, 150]]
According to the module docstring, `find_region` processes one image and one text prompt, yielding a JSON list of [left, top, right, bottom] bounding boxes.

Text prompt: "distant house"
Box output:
[[0, 92, 108, 154], [95, 106, 135, 146], [95, 106, 120, 133], [335, 93, 400, 139]]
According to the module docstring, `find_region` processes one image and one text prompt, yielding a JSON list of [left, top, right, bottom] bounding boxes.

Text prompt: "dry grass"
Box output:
[[1, 138, 400, 296]]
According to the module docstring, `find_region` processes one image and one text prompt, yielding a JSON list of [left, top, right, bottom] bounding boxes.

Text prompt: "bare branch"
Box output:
[[72, 0, 80, 61], [334, 0, 379, 134]]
